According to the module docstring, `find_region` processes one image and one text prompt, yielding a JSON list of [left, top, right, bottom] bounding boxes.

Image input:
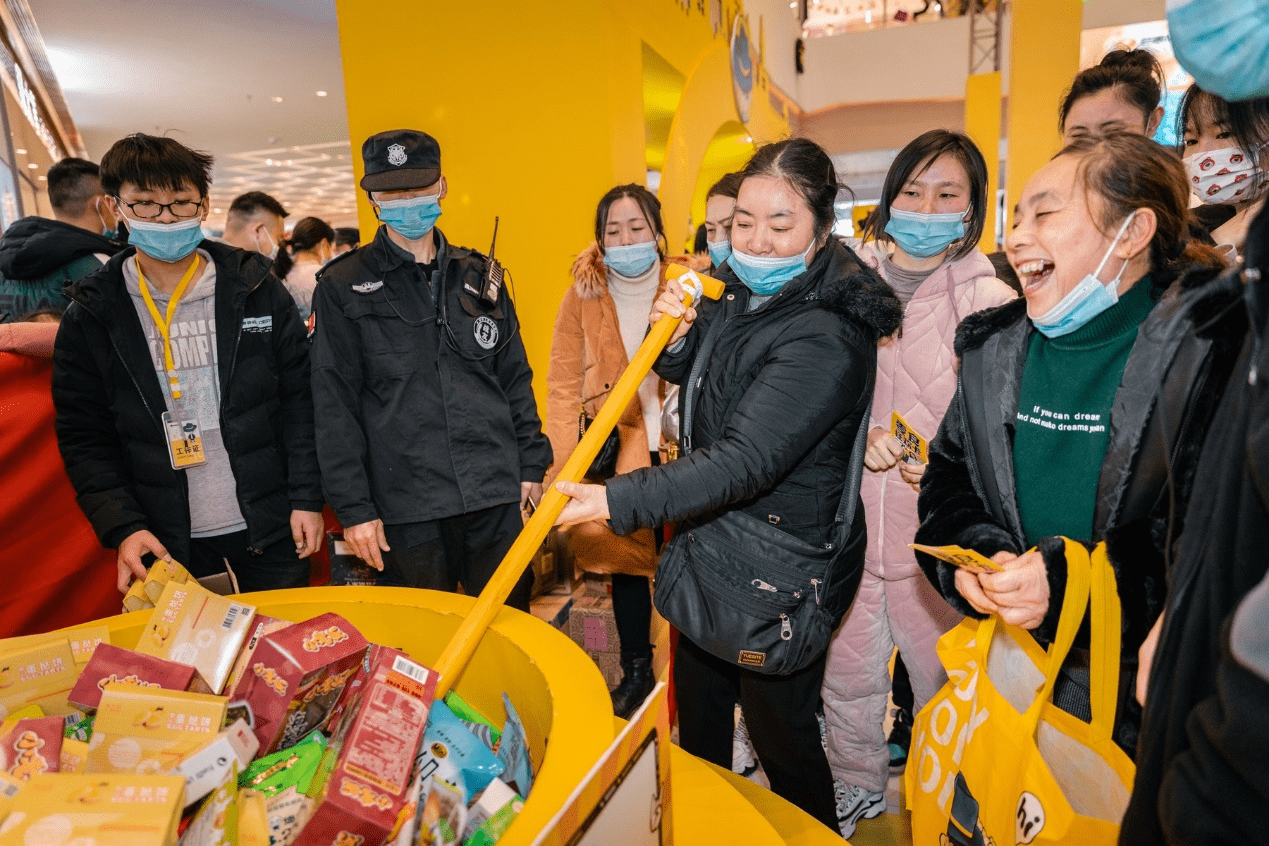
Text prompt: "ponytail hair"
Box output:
[[272, 216, 335, 279], [1060, 133, 1224, 278]]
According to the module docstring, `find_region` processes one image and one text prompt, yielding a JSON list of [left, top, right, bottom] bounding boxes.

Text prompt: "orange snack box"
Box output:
[[0, 772, 185, 845], [297, 649, 438, 845], [0, 638, 78, 718], [133, 580, 256, 694], [234, 613, 369, 756], [86, 684, 227, 775]]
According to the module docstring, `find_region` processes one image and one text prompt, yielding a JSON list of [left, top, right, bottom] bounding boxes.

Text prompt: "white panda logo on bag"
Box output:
[[1015, 791, 1045, 844]]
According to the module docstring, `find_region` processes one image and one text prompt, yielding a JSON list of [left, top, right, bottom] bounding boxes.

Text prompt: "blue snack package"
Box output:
[[415, 700, 504, 802], [496, 693, 533, 797]]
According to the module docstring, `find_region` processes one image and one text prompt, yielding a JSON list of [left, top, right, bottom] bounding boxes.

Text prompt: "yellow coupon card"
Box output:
[[891, 411, 929, 464], [909, 543, 1003, 571]]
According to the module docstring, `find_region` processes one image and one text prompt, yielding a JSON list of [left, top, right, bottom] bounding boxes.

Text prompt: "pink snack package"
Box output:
[[296, 648, 438, 845], [69, 643, 203, 711], [234, 613, 369, 756]]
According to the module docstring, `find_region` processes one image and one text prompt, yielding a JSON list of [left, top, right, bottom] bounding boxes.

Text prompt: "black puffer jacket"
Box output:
[[0, 217, 123, 320], [51, 241, 322, 564], [914, 264, 1246, 753], [606, 238, 902, 544]]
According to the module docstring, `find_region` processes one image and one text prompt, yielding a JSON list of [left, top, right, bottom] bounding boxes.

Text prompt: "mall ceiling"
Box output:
[[27, 0, 357, 227]]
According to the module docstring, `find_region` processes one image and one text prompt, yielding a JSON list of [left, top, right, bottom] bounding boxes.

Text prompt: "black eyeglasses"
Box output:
[[115, 196, 204, 220]]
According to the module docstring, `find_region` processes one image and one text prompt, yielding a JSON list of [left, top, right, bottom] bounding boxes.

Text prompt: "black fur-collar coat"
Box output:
[[606, 238, 902, 545], [913, 263, 1246, 754]]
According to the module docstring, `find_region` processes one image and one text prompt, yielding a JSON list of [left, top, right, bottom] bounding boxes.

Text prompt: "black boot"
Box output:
[[610, 655, 655, 718]]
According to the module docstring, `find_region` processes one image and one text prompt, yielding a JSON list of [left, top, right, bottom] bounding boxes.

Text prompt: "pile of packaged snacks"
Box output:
[[0, 571, 536, 846]]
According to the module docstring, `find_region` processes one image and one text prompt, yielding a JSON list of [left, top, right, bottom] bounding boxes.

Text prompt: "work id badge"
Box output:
[[162, 409, 206, 469]]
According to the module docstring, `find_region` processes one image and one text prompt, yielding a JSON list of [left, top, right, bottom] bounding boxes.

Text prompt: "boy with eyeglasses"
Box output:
[[51, 133, 324, 595]]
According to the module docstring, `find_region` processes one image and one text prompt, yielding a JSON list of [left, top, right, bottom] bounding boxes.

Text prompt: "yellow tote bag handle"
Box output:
[[1022, 537, 1093, 728], [1087, 541, 1122, 743]]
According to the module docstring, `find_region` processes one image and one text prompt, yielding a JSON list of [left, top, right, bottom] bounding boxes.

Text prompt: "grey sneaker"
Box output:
[[834, 778, 885, 839], [731, 711, 756, 774]]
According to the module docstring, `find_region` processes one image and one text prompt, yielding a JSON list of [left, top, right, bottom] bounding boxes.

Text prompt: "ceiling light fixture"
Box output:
[[14, 148, 25, 155], [316, 90, 327, 97], [27, 163, 37, 169], [271, 96, 284, 103]]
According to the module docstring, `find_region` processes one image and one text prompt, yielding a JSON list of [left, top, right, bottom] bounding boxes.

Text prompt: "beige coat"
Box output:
[[545, 244, 698, 575]]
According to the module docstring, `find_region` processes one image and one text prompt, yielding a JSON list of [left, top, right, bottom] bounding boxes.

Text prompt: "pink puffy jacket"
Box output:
[[855, 243, 1016, 579]]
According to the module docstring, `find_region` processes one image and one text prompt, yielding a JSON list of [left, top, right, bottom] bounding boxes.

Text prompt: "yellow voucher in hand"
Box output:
[[909, 543, 1003, 571], [891, 411, 929, 464]]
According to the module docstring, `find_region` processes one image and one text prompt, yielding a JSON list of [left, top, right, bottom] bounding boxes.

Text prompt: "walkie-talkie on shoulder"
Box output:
[[474, 216, 504, 306]]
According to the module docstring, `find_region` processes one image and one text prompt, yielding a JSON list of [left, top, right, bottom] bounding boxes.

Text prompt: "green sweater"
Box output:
[[1013, 278, 1158, 546]]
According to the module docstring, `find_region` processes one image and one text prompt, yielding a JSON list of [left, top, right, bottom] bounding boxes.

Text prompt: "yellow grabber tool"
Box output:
[[433, 264, 726, 697]]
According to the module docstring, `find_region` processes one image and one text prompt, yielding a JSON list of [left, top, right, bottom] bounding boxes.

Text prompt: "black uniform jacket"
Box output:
[[51, 241, 322, 565], [310, 226, 551, 527]]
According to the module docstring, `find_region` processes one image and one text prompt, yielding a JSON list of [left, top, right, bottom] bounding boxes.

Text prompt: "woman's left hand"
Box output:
[[554, 480, 611, 526], [898, 461, 926, 492], [978, 549, 1050, 630]]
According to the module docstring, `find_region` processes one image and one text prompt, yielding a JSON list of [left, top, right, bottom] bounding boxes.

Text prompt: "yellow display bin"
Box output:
[[18, 585, 844, 844]]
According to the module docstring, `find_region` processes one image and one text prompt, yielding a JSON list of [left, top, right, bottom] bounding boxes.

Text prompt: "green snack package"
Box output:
[[63, 714, 93, 743], [442, 690, 501, 748], [462, 777, 522, 846], [238, 728, 326, 797]]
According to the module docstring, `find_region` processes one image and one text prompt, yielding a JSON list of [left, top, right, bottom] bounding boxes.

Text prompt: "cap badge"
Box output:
[[387, 144, 407, 167]]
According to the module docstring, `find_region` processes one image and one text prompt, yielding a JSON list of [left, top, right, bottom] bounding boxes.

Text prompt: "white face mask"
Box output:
[[256, 226, 279, 260], [1183, 144, 1269, 205]]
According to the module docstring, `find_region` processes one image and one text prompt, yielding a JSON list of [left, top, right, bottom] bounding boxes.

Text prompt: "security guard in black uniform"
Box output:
[[310, 129, 551, 610]]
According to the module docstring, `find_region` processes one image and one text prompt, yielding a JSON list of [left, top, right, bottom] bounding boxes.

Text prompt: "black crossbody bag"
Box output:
[[652, 302, 869, 674]]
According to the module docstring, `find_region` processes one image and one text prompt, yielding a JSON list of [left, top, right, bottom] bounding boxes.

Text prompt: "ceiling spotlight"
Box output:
[[213, 208, 222, 213], [27, 163, 37, 169], [315, 90, 327, 97], [14, 148, 25, 155], [271, 96, 284, 103], [37, 175, 46, 181]]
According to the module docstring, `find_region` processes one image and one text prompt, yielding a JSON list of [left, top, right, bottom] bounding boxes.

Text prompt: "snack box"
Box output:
[[178, 761, 238, 846], [86, 685, 227, 775], [172, 718, 258, 807], [0, 638, 78, 718], [59, 737, 88, 774], [225, 614, 291, 699], [235, 613, 369, 755], [143, 559, 191, 604], [134, 580, 256, 694], [0, 772, 185, 845], [296, 649, 438, 845], [70, 644, 206, 712], [0, 715, 62, 782]]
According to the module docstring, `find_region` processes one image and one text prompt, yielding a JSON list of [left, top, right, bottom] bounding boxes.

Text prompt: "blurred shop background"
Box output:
[[1, 0, 1179, 397]]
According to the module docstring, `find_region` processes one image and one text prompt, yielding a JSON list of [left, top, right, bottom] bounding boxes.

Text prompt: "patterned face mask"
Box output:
[[1183, 144, 1269, 205]]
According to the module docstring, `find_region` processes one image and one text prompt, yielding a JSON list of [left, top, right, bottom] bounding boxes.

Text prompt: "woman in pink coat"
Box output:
[[821, 130, 1015, 838]]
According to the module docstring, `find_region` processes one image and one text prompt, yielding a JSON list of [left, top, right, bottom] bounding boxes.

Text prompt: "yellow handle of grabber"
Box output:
[[432, 264, 726, 697]]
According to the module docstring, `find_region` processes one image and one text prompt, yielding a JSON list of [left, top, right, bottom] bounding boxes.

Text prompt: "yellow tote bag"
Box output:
[[905, 540, 1135, 845]]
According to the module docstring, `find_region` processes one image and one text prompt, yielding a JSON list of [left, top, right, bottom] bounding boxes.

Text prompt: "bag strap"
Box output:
[[1087, 541, 1123, 743], [1023, 538, 1093, 729]]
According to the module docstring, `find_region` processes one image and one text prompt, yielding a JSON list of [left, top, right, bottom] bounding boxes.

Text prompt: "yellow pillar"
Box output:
[[334, 0, 644, 416], [1004, 0, 1081, 225], [965, 71, 1002, 253]]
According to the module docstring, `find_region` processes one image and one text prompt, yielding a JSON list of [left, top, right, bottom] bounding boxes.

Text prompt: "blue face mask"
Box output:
[[376, 193, 442, 241], [1168, 0, 1269, 103], [706, 239, 732, 268], [126, 216, 204, 263], [1030, 214, 1135, 338], [603, 241, 659, 278], [884, 207, 967, 259], [729, 241, 814, 295]]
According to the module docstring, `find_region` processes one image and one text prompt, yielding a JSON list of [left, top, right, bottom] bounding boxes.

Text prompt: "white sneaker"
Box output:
[[731, 711, 756, 774], [834, 779, 885, 839]]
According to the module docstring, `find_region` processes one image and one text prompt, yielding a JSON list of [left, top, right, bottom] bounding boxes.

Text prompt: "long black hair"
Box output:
[[593, 184, 666, 256], [862, 129, 988, 262], [274, 216, 335, 279]]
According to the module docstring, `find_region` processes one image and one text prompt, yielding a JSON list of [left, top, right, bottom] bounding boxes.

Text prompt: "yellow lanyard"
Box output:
[[137, 255, 201, 401]]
